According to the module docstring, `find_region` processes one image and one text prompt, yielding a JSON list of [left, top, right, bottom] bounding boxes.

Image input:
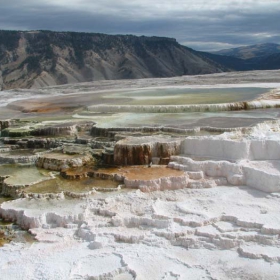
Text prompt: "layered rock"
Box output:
[[32, 122, 93, 137], [0, 120, 12, 130], [102, 147, 115, 165], [124, 173, 189, 192], [3, 138, 60, 149], [114, 136, 182, 165], [168, 132, 280, 192], [180, 136, 280, 161], [0, 150, 39, 165], [60, 167, 124, 182], [36, 152, 93, 171], [1, 128, 33, 138], [88, 99, 280, 114], [1, 120, 93, 138], [0, 198, 85, 229], [0, 166, 55, 197], [0, 30, 226, 90], [0, 176, 8, 194], [91, 126, 199, 137]]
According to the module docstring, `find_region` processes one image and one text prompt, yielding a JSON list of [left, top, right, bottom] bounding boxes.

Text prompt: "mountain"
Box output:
[[211, 43, 280, 71], [193, 51, 254, 71], [0, 30, 229, 90], [212, 43, 280, 60], [248, 53, 280, 70]]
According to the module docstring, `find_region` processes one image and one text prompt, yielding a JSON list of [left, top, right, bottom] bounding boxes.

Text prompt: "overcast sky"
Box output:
[[0, 0, 279, 51]]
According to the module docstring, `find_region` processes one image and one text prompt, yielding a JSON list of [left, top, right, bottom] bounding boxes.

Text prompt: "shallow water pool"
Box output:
[[25, 176, 119, 194], [103, 87, 270, 105], [0, 164, 52, 185]]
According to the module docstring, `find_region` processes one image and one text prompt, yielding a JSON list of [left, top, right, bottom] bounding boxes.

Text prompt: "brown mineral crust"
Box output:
[[36, 152, 93, 171], [94, 166, 184, 180], [114, 136, 182, 165], [60, 167, 93, 180], [114, 144, 152, 166], [60, 165, 184, 182], [121, 166, 184, 181]]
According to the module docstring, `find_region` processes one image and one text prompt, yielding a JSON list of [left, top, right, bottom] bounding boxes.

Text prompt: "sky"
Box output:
[[0, 0, 280, 51]]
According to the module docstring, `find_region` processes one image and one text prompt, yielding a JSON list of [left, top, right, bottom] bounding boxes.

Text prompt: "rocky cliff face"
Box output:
[[0, 30, 227, 90]]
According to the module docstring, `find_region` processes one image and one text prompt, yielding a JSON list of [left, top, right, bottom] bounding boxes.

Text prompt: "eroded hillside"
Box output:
[[0, 30, 229, 90]]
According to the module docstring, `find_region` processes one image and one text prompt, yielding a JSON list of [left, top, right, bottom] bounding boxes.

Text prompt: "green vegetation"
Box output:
[[19, 56, 41, 74], [0, 30, 20, 50], [57, 73, 68, 85]]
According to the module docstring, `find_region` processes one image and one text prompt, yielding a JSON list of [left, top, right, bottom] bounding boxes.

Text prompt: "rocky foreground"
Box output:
[[1, 126, 280, 279]]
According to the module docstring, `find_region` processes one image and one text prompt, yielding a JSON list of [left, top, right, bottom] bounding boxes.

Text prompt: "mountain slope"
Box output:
[[248, 53, 280, 70], [0, 30, 228, 90], [213, 43, 280, 60], [194, 51, 254, 71]]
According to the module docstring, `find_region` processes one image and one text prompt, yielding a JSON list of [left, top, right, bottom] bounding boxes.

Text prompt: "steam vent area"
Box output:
[[2, 71, 280, 279]]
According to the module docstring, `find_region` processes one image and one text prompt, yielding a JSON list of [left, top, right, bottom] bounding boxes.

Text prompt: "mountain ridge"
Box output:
[[212, 43, 280, 60], [0, 30, 228, 90], [1, 30, 280, 90]]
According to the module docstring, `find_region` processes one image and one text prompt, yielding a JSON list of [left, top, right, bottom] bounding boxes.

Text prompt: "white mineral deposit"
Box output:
[[1, 71, 280, 279]]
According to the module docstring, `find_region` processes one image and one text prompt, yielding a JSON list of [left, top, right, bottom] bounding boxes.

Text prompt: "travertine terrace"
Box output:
[[1, 70, 280, 279]]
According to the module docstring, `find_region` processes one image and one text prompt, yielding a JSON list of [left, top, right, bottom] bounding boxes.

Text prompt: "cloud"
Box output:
[[0, 0, 279, 51]]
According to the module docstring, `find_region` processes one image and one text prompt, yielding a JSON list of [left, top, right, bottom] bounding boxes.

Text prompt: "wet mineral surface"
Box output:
[[1, 71, 280, 279]]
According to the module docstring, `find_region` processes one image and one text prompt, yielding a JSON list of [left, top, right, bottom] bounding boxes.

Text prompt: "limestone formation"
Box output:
[[1, 72, 280, 279], [0, 151, 39, 165], [32, 122, 93, 137], [36, 152, 93, 171], [2, 184, 280, 279], [88, 99, 280, 114], [168, 132, 280, 193], [114, 136, 182, 165], [125, 174, 189, 192], [0, 120, 12, 131]]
